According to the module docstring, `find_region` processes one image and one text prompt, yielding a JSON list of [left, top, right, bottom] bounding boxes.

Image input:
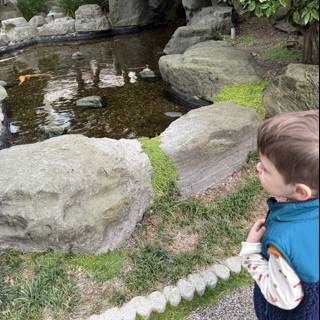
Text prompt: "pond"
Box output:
[[0, 27, 188, 146]]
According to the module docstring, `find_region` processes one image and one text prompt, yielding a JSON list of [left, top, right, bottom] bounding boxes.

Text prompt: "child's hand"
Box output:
[[246, 217, 266, 243]]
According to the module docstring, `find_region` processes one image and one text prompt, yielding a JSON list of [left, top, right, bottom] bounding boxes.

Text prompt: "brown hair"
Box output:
[[257, 110, 319, 195]]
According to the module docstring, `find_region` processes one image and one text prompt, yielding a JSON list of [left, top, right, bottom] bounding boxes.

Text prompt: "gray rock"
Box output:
[[211, 264, 230, 281], [163, 285, 182, 307], [224, 256, 242, 274], [0, 81, 8, 87], [200, 270, 217, 289], [164, 112, 183, 118], [177, 279, 195, 301], [160, 102, 259, 195], [0, 135, 153, 253], [76, 96, 106, 108], [1, 17, 37, 42], [37, 17, 75, 36], [0, 30, 9, 46], [130, 296, 153, 319], [100, 307, 122, 320], [0, 86, 8, 101], [72, 51, 84, 60], [39, 125, 68, 140], [148, 291, 167, 313], [29, 15, 47, 27], [75, 4, 111, 32], [109, 0, 150, 27], [164, 25, 221, 55], [263, 63, 319, 117], [188, 273, 207, 296], [139, 66, 156, 78], [120, 302, 137, 320], [159, 40, 260, 102]]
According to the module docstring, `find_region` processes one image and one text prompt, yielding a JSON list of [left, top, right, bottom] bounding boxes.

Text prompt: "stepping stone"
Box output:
[[100, 307, 122, 320], [211, 264, 230, 281], [224, 256, 242, 274], [130, 296, 152, 319], [148, 291, 167, 313], [76, 96, 106, 108], [163, 285, 181, 307], [120, 302, 136, 320], [200, 270, 218, 289], [164, 112, 183, 118], [177, 278, 195, 301], [188, 273, 207, 296]]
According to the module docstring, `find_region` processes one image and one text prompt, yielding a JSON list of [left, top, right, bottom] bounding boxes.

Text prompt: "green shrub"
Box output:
[[17, 0, 47, 21], [58, 0, 109, 18], [261, 43, 302, 63]]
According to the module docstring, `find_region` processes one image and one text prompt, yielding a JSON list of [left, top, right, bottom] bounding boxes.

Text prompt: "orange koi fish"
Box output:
[[18, 73, 52, 85]]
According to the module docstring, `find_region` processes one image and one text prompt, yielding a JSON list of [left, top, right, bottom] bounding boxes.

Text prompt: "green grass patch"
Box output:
[[67, 250, 126, 283], [17, 0, 48, 21], [223, 34, 255, 46], [213, 80, 269, 119], [261, 43, 302, 63], [137, 270, 253, 320], [0, 251, 79, 320], [139, 136, 177, 198]]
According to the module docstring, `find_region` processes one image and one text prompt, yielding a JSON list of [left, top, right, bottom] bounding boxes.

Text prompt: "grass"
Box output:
[[67, 250, 126, 283], [223, 34, 255, 46], [0, 155, 264, 319], [261, 43, 302, 63], [213, 80, 269, 119], [139, 136, 177, 198]]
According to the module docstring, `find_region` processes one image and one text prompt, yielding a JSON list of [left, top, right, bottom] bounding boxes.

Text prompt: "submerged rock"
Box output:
[[0, 135, 153, 253], [72, 51, 84, 59], [164, 112, 183, 118], [76, 96, 107, 108], [39, 125, 68, 140]]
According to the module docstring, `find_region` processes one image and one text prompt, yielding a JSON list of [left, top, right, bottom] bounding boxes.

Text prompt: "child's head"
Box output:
[[256, 110, 319, 200]]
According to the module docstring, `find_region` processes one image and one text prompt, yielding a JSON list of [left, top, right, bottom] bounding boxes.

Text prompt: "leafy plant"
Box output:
[[57, 0, 109, 18], [17, 0, 47, 21], [221, 0, 319, 64]]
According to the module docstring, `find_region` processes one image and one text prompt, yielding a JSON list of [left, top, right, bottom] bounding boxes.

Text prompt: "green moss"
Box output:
[[223, 34, 255, 45], [261, 43, 302, 63], [213, 80, 269, 119], [139, 136, 177, 198], [67, 250, 125, 283]]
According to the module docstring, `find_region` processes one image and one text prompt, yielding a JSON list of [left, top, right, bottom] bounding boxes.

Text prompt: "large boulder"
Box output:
[[0, 135, 153, 253], [159, 40, 260, 102], [263, 63, 319, 117], [164, 5, 232, 55], [160, 101, 259, 195], [1, 17, 37, 42], [75, 4, 111, 32], [109, 0, 150, 27], [37, 17, 75, 36], [163, 25, 222, 55]]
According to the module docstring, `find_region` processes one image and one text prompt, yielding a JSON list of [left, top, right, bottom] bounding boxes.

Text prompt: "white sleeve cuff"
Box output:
[[239, 242, 262, 256]]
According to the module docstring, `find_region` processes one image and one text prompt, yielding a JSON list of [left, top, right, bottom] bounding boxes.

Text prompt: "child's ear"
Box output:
[[294, 184, 313, 200]]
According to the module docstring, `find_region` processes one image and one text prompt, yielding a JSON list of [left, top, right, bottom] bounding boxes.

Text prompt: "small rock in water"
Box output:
[[0, 80, 7, 87], [139, 65, 156, 79], [40, 126, 68, 140], [76, 96, 106, 108], [72, 51, 84, 60], [0, 86, 8, 101], [164, 112, 183, 118]]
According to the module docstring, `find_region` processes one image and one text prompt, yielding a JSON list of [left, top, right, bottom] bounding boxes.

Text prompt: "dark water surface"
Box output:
[[0, 27, 188, 146]]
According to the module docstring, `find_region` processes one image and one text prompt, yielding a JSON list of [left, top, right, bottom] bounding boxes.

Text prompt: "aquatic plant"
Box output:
[[17, 0, 47, 21]]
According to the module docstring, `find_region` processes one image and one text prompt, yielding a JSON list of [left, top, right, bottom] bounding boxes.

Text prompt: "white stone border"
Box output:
[[88, 256, 242, 320]]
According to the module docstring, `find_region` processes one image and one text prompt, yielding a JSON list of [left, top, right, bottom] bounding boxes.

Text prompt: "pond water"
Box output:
[[0, 27, 188, 146]]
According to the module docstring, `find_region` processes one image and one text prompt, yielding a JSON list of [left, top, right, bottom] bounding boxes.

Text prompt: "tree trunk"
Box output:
[[301, 22, 319, 65]]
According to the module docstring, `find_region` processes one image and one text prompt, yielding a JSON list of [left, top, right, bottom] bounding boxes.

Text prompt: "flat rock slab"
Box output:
[[159, 40, 260, 102], [160, 101, 259, 195], [0, 135, 153, 253]]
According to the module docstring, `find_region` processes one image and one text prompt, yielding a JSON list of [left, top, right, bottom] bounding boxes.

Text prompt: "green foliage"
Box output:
[[67, 250, 125, 283], [213, 80, 269, 119], [108, 289, 127, 306], [261, 43, 303, 63], [139, 136, 177, 198], [17, 0, 47, 21], [0, 251, 78, 320], [57, 0, 109, 18], [237, 0, 319, 26]]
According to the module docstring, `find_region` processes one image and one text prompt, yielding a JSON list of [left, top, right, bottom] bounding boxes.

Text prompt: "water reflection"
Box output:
[[0, 27, 187, 146]]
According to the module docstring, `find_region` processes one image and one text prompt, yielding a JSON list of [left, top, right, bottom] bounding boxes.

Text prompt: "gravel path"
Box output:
[[184, 285, 256, 320]]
